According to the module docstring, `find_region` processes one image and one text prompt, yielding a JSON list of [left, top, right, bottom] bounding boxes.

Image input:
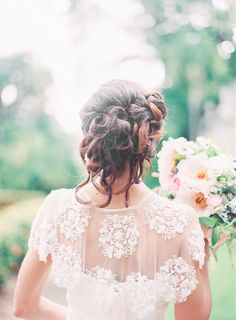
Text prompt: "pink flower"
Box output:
[[170, 175, 181, 193], [207, 195, 222, 210]]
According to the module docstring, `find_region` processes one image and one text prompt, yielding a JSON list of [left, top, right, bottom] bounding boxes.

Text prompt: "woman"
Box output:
[[13, 79, 211, 319]]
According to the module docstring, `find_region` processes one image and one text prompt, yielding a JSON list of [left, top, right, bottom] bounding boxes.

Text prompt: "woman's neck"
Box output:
[[95, 162, 142, 194]]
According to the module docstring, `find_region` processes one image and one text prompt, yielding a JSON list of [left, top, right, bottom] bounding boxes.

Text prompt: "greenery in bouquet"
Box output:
[[155, 136, 236, 261]]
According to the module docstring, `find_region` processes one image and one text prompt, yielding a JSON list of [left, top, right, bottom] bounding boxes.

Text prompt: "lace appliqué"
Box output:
[[86, 265, 117, 284], [55, 191, 91, 241], [28, 223, 57, 262], [83, 257, 197, 318], [29, 220, 82, 287], [126, 272, 156, 318], [144, 197, 189, 240], [188, 224, 205, 268], [155, 255, 198, 303], [51, 244, 82, 287], [85, 266, 157, 318], [98, 214, 140, 259], [86, 266, 120, 311]]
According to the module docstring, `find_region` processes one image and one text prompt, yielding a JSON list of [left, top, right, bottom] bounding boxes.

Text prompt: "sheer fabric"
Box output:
[[28, 188, 205, 320]]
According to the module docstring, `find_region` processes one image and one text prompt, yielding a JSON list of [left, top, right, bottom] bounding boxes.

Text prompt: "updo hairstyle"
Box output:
[[75, 79, 167, 208]]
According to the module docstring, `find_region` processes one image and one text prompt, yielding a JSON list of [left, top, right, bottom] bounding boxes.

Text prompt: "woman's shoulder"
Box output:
[[40, 188, 78, 211], [48, 187, 76, 198], [150, 192, 197, 216], [144, 192, 200, 240], [50, 187, 74, 194]]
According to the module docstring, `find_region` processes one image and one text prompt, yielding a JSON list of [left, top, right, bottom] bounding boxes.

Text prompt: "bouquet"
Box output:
[[156, 136, 236, 259]]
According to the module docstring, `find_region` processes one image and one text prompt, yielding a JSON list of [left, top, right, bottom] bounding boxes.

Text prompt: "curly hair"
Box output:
[[75, 79, 167, 208]]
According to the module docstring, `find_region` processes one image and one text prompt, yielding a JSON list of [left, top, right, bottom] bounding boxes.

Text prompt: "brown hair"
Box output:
[[75, 79, 167, 208]]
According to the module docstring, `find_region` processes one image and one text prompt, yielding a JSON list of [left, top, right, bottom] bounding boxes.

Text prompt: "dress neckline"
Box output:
[[85, 190, 156, 212]]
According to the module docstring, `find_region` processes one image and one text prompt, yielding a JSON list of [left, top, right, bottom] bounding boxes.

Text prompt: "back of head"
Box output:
[[76, 79, 167, 208]]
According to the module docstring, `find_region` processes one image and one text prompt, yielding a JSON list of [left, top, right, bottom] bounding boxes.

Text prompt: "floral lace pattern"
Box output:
[[85, 266, 120, 311], [144, 196, 190, 240], [98, 214, 140, 259], [188, 224, 205, 268], [28, 221, 82, 287], [51, 243, 82, 287], [29, 223, 199, 318], [155, 255, 198, 303], [86, 265, 117, 284], [83, 256, 197, 318], [55, 192, 91, 242], [125, 272, 156, 318], [28, 189, 204, 319], [28, 223, 57, 262], [84, 266, 158, 318]]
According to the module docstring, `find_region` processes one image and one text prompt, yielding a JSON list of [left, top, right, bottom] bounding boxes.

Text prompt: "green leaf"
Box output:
[[207, 146, 219, 157], [212, 226, 221, 246], [222, 184, 236, 194], [199, 216, 218, 228], [232, 232, 236, 240]]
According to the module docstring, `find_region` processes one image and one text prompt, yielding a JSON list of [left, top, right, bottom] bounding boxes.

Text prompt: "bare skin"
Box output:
[[82, 162, 153, 209], [13, 251, 67, 319], [13, 161, 211, 319], [174, 240, 212, 320]]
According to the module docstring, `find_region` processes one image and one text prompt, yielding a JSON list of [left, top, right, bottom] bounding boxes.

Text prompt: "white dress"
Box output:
[[28, 188, 205, 320]]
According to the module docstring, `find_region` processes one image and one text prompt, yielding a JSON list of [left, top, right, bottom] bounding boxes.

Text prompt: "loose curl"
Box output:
[[75, 79, 167, 208]]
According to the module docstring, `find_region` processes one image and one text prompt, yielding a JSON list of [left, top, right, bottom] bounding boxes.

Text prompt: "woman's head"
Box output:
[[75, 79, 167, 208]]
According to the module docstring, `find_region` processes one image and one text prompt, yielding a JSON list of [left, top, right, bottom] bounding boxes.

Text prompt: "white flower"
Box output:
[[207, 155, 236, 178], [157, 137, 194, 158], [195, 136, 211, 149], [176, 153, 210, 181], [174, 178, 212, 217], [195, 136, 220, 154]]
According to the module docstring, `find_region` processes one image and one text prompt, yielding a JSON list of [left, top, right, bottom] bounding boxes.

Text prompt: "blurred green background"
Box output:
[[0, 0, 236, 319]]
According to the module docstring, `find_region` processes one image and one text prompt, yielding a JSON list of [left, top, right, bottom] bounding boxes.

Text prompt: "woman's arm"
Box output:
[[13, 248, 67, 320], [174, 240, 212, 320]]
